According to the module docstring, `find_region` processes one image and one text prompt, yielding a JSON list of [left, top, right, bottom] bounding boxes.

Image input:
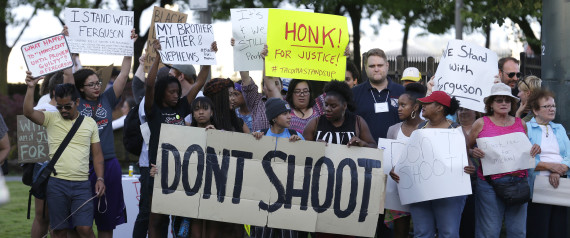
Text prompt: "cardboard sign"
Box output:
[[152, 125, 385, 237], [230, 8, 313, 71], [64, 8, 134, 56], [17, 115, 49, 163], [477, 132, 534, 176], [155, 23, 216, 65], [532, 176, 570, 207], [21, 34, 74, 77], [433, 40, 498, 112], [265, 9, 348, 81], [395, 128, 472, 205], [145, 6, 188, 73], [377, 138, 409, 212]]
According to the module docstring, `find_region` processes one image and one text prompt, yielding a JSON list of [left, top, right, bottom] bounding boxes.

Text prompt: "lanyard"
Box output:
[[370, 89, 389, 104]]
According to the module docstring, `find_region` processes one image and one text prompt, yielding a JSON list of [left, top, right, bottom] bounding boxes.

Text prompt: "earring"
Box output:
[[411, 111, 416, 119]]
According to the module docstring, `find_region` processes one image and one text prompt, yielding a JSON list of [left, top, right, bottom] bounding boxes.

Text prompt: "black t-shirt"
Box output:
[[147, 96, 191, 165], [315, 111, 357, 145]]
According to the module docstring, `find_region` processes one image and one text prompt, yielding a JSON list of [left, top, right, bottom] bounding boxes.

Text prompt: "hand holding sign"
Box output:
[[25, 71, 42, 88]]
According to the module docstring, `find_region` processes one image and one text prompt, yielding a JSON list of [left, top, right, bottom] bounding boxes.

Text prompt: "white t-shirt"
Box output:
[[34, 102, 58, 112], [37, 94, 51, 108], [539, 125, 564, 176]]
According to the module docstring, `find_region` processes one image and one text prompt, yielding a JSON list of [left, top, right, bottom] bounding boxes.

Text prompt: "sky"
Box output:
[[6, 2, 539, 84]]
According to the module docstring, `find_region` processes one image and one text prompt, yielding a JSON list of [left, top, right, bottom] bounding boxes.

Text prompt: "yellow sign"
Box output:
[[265, 9, 348, 82]]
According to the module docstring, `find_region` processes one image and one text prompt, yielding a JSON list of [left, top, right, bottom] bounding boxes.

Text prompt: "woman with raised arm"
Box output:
[[145, 40, 216, 238]]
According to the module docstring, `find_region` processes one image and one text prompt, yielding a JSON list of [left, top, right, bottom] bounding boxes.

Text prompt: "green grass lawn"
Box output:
[[0, 181, 34, 237], [0, 181, 99, 238]]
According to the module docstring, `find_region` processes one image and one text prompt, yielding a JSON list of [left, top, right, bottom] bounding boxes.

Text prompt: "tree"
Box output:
[[0, 0, 97, 95]]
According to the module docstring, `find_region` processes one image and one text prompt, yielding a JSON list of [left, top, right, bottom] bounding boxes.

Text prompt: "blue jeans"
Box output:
[[409, 195, 466, 238], [475, 177, 527, 238]]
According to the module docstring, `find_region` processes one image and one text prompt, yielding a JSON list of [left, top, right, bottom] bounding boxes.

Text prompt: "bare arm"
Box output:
[[348, 117, 376, 148], [23, 71, 45, 125], [186, 41, 217, 105], [91, 142, 106, 197], [113, 29, 137, 98], [467, 118, 485, 158], [0, 135, 9, 166], [145, 40, 162, 115], [302, 117, 318, 141], [261, 45, 281, 98], [135, 52, 146, 83], [62, 26, 75, 85]]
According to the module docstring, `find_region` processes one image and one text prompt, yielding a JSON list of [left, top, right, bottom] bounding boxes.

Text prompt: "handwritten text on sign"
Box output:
[[152, 125, 384, 237], [266, 9, 348, 81], [17, 115, 49, 163], [144, 6, 188, 73], [396, 128, 472, 205], [21, 34, 73, 77], [377, 138, 409, 212], [64, 8, 134, 56], [476, 132, 533, 176], [433, 40, 498, 112], [155, 23, 216, 65]]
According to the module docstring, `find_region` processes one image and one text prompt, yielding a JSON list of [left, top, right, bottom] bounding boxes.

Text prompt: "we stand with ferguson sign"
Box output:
[[152, 125, 385, 237]]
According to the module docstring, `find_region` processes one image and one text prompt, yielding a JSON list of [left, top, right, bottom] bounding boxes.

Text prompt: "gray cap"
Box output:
[[265, 98, 291, 121], [171, 64, 196, 78]]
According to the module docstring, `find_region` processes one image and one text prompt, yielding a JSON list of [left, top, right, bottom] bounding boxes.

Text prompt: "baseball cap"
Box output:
[[401, 67, 421, 82]]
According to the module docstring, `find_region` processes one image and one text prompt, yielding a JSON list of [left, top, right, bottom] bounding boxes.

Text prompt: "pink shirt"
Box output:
[[477, 116, 528, 180]]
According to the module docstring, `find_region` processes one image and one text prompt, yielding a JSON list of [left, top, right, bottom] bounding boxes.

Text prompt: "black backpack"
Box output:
[[123, 103, 143, 156]]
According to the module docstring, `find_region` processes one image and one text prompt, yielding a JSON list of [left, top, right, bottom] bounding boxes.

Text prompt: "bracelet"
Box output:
[[97, 177, 105, 182]]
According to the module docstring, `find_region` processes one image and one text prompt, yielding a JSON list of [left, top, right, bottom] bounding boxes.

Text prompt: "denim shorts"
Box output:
[[46, 177, 93, 230]]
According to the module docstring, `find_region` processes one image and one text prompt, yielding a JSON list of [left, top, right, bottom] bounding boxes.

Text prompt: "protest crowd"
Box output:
[[1, 4, 568, 238]]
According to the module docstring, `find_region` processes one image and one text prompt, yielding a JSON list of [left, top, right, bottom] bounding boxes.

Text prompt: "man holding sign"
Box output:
[[467, 83, 540, 237]]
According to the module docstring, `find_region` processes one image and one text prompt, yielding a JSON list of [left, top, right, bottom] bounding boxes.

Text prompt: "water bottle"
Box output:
[[129, 165, 133, 177]]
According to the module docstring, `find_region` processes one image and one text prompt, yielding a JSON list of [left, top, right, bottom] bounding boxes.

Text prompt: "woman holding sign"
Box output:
[[467, 83, 540, 238], [385, 83, 426, 238], [525, 89, 569, 238], [63, 26, 137, 237], [390, 90, 474, 238]]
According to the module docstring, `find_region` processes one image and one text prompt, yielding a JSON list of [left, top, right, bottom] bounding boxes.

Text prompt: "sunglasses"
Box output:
[[503, 71, 522, 79], [56, 104, 74, 111], [493, 98, 511, 104]]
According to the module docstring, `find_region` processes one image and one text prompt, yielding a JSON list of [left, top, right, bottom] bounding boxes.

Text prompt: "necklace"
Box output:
[[538, 122, 550, 137]]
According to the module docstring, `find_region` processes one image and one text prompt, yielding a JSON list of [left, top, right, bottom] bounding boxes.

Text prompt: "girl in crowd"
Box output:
[[303, 80, 375, 148], [64, 26, 137, 238], [390, 91, 474, 238], [204, 78, 250, 133], [287, 79, 325, 134], [250, 97, 304, 238], [515, 75, 542, 121], [145, 40, 215, 238], [526, 89, 569, 237], [384, 83, 426, 238], [230, 81, 253, 131], [467, 83, 540, 238]]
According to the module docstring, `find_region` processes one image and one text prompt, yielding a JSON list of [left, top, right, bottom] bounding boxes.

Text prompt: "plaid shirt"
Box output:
[[242, 83, 270, 132]]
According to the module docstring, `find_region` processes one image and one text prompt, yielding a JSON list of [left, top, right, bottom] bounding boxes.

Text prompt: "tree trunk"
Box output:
[[0, 0, 10, 95], [484, 23, 491, 48], [402, 21, 411, 58], [346, 5, 362, 73]]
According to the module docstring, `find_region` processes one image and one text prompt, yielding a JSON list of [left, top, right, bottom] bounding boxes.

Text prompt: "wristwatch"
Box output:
[[97, 177, 105, 182]]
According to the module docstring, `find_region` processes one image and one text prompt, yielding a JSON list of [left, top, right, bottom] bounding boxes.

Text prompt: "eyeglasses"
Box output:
[[56, 104, 74, 111], [540, 105, 556, 110], [85, 81, 103, 88], [294, 90, 310, 96], [503, 71, 522, 79], [493, 98, 511, 104]]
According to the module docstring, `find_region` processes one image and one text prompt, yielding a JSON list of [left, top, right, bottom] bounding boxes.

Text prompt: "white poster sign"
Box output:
[[230, 8, 314, 71], [433, 40, 498, 112], [155, 23, 216, 65], [395, 128, 472, 205], [64, 8, 134, 56], [476, 132, 534, 176], [152, 125, 384, 237], [532, 176, 570, 207], [21, 34, 73, 77], [377, 138, 409, 212]]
